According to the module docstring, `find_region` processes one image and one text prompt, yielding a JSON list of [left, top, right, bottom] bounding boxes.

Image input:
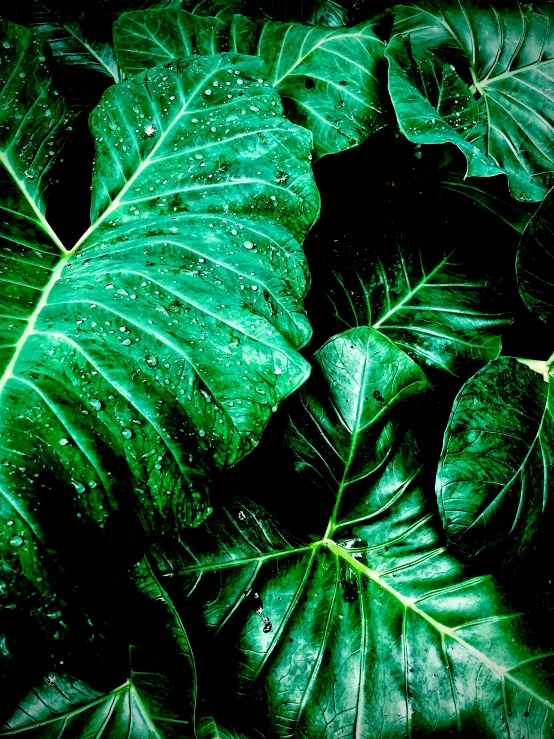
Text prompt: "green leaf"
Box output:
[[517, 186, 554, 323], [436, 357, 554, 562], [386, 35, 502, 183], [388, 0, 554, 202], [319, 234, 512, 378], [1, 557, 196, 737], [33, 4, 119, 81], [148, 328, 554, 737], [180, 0, 350, 25], [197, 716, 248, 739], [0, 35, 319, 647], [112, 8, 387, 156], [440, 170, 536, 234]]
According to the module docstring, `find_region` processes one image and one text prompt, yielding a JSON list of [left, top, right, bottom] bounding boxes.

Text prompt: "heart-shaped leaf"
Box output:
[[387, 0, 554, 202], [112, 8, 387, 156], [146, 328, 554, 737], [436, 356, 554, 562]]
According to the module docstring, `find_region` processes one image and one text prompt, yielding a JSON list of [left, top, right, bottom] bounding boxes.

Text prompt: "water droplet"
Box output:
[[146, 354, 159, 367], [6, 521, 14, 527], [121, 428, 133, 439], [58, 438, 70, 446], [9, 536, 23, 548], [90, 399, 103, 412], [73, 482, 86, 494], [243, 241, 254, 249], [198, 428, 206, 437], [2, 42, 10, 49]]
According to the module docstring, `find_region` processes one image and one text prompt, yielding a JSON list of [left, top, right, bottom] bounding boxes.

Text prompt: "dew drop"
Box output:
[[9, 536, 23, 548], [58, 438, 70, 446], [121, 428, 133, 439], [90, 399, 103, 412]]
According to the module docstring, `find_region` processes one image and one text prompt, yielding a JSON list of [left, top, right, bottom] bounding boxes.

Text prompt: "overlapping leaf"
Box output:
[[388, 0, 554, 202], [0, 23, 319, 658], [147, 328, 554, 737], [436, 357, 554, 562], [112, 8, 386, 156], [314, 234, 512, 378]]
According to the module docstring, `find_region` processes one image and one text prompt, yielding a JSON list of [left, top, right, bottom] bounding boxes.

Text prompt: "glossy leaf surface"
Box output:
[[437, 357, 554, 561], [320, 237, 511, 378], [388, 0, 554, 202], [0, 33, 318, 651], [113, 8, 386, 156], [149, 328, 554, 737]]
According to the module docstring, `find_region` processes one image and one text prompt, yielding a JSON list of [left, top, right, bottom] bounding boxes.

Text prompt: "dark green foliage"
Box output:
[[2, 1, 554, 736]]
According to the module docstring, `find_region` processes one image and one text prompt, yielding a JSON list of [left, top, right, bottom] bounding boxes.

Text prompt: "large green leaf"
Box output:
[[1, 557, 196, 737], [112, 8, 387, 156], [440, 170, 536, 234], [387, 0, 554, 202], [148, 328, 554, 737], [517, 186, 554, 323], [436, 357, 554, 562], [310, 226, 512, 378], [0, 26, 319, 655]]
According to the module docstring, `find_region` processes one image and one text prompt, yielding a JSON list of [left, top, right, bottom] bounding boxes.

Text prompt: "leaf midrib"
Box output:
[[372, 251, 453, 329], [0, 256, 68, 396], [37, 3, 119, 82], [325, 540, 554, 711], [179, 533, 554, 712], [72, 56, 226, 251]]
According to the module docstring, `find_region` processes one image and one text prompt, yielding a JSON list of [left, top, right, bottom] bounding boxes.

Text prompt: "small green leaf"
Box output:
[[386, 35, 502, 181], [113, 8, 387, 156], [437, 357, 554, 561]]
